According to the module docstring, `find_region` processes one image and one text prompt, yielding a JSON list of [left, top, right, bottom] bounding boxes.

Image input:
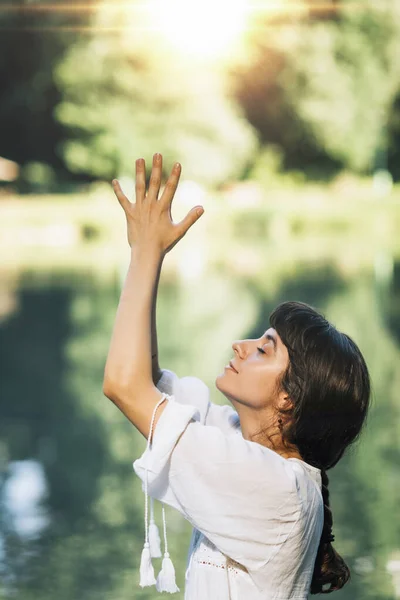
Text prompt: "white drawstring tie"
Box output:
[[139, 393, 180, 593], [149, 496, 162, 557]]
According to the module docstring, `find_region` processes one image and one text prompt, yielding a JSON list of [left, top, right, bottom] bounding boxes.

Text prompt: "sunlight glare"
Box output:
[[150, 0, 250, 59]]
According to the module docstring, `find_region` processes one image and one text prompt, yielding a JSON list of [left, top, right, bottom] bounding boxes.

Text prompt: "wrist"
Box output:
[[130, 243, 165, 263]]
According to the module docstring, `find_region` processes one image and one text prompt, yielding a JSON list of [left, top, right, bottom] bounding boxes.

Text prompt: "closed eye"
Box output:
[[257, 347, 266, 354]]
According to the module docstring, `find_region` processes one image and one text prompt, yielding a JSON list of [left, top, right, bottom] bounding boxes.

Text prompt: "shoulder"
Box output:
[[157, 369, 240, 433], [170, 416, 298, 499], [285, 459, 324, 520]]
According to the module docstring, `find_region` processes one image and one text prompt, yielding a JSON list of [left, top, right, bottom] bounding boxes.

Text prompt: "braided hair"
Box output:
[[309, 469, 350, 593], [269, 301, 371, 594]]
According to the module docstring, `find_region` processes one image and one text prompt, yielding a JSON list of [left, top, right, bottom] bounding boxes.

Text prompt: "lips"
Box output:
[[229, 361, 238, 373]]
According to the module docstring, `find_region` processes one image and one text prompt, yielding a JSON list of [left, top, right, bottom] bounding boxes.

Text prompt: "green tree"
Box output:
[[0, 0, 95, 183], [53, 2, 258, 187], [229, 1, 400, 177]]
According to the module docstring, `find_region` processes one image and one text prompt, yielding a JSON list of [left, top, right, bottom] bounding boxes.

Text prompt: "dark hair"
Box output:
[[269, 301, 371, 594]]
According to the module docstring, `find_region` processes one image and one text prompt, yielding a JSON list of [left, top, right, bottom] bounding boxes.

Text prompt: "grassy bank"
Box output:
[[1, 180, 399, 280]]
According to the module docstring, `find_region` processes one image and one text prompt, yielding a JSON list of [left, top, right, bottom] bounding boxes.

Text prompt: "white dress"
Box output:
[[133, 369, 324, 600]]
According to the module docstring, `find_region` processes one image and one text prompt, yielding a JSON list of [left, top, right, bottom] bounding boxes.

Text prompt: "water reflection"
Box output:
[[4, 460, 49, 538], [0, 258, 399, 599]]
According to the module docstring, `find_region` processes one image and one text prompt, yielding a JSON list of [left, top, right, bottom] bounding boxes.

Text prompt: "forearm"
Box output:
[[151, 260, 162, 382], [103, 245, 164, 395]]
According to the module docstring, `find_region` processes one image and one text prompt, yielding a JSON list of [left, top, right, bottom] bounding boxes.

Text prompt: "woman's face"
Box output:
[[215, 327, 290, 410]]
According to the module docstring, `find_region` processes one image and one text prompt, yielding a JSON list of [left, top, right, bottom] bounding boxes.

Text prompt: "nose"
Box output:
[[232, 337, 261, 359], [232, 340, 245, 358]]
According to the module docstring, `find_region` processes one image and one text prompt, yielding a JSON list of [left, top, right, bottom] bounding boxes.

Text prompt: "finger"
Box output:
[[175, 206, 204, 239], [112, 179, 131, 213], [160, 161, 181, 207], [147, 152, 162, 201], [135, 158, 146, 204]]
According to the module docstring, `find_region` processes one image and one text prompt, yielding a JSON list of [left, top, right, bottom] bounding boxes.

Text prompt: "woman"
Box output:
[[103, 153, 371, 599]]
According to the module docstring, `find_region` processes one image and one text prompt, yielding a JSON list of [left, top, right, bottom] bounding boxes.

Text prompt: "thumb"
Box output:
[[176, 206, 204, 237]]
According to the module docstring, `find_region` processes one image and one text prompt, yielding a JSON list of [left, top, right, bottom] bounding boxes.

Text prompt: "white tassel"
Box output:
[[138, 396, 173, 591], [139, 396, 168, 589], [156, 551, 180, 593], [156, 502, 180, 593], [139, 542, 157, 587]]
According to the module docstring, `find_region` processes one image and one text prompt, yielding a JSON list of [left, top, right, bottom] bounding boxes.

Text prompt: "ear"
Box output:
[[277, 391, 294, 413]]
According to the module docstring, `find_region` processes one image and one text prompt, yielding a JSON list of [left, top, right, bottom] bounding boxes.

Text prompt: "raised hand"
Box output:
[[112, 153, 204, 254]]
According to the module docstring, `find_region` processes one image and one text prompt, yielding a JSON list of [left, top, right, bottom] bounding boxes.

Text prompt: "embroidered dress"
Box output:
[[133, 369, 324, 599]]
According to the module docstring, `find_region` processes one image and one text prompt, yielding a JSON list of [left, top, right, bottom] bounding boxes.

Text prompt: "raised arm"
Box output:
[[102, 153, 204, 439]]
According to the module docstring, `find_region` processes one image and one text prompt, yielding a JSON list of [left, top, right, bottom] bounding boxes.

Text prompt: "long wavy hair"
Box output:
[[269, 301, 371, 594]]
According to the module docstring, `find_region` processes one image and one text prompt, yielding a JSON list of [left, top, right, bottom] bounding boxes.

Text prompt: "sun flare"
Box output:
[[148, 0, 250, 60]]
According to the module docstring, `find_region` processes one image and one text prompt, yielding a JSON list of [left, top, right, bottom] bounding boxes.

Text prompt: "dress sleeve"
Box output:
[[133, 394, 300, 572], [156, 368, 240, 434]]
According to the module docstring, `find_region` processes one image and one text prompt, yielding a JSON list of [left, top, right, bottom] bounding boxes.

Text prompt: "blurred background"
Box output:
[[1, 0, 400, 598]]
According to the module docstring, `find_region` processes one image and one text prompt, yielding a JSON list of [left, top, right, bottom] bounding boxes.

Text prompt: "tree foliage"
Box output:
[[53, 3, 258, 186], [3, 1, 400, 183], [0, 0, 95, 178], [229, 1, 400, 176]]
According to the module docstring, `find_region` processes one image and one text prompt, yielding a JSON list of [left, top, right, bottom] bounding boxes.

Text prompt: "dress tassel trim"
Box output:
[[139, 393, 180, 593], [156, 551, 180, 593], [156, 503, 180, 593], [139, 542, 156, 587]]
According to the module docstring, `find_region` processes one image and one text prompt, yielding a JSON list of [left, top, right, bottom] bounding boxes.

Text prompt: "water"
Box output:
[[1, 249, 399, 599]]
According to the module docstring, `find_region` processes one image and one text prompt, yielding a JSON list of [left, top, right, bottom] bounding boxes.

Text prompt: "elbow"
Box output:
[[103, 367, 129, 400], [103, 377, 135, 403], [103, 378, 121, 402]]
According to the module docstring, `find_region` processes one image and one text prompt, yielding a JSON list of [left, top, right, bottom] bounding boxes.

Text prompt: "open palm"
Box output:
[[112, 153, 204, 254]]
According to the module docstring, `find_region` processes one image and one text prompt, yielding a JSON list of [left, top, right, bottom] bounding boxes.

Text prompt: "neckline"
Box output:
[[286, 457, 321, 473]]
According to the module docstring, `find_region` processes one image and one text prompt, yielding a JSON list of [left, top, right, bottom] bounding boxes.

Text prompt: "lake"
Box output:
[[1, 195, 399, 599]]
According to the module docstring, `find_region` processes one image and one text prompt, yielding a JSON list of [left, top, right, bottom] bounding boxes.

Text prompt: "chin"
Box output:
[[215, 375, 235, 404], [215, 373, 229, 393]]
